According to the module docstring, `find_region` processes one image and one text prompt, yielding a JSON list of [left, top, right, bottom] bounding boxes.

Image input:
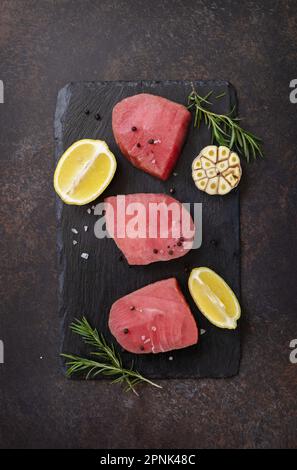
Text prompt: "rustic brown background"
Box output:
[[0, 0, 296, 449]]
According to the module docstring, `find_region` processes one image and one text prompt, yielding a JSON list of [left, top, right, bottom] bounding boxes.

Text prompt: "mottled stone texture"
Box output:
[[0, 0, 296, 449]]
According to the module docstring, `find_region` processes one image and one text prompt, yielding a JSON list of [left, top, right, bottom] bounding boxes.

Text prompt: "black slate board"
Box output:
[[55, 80, 240, 379]]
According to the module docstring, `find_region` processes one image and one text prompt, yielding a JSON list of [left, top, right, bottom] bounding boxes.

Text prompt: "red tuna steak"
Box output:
[[109, 278, 199, 354], [112, 93, 191, 180], [104, 193, 195, 265]]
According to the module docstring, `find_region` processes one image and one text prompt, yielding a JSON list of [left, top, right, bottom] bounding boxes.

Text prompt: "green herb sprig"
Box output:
[[187, 88, 263, 162], [61, 317, 162, 395]]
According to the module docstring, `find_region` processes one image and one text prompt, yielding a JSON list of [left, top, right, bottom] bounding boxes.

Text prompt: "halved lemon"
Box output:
[[54, 139, 117, 205], [188, 267, 241, 329]]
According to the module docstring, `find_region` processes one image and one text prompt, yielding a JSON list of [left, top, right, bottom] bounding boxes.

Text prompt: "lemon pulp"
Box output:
[[188, 267, 241, 329], [54, 139, 117, 205]]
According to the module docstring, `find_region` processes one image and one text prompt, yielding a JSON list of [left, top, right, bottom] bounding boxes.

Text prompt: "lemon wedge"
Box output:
[[54, 139, 117, 205], [188, 267, 241, 329]]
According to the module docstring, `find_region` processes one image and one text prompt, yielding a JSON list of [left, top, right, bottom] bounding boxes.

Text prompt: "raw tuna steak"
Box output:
[[109, 278, 199, 354], [104, 193, 195, 265], [112, 93, 191, 180]]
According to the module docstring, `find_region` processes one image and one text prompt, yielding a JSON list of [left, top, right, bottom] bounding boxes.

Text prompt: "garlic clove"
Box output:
[[193, 168, 206, 181], [218, 146, 230, 161], [206, 176, 219, 195], [218, 176, 232, 195], [229, 152, 240, 166], [201, 156, 215, 170], [196, 177, 208, 191], [202, 145, 218, 163], [192, 157, 202, 170], [216, 160, 229, 172], [206, 167, 218, 178]]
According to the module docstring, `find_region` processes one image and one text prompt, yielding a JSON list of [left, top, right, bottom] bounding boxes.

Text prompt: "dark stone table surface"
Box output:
[[0, 0, 296, 449]]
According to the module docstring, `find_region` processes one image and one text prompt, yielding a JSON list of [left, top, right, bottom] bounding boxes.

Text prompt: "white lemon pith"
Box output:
[[54, 139, 117, 205], [192, 145, 242, 195], [188, 267, 241, 329]]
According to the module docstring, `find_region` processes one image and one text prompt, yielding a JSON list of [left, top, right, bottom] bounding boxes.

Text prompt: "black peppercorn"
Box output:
[[123, 328, 129, 334], [153, 249, 158, 254], [95, 113, 101, 120], [136, 143, 141, 148], [131, 126, 137, 131], [130, 306, 135, 311], [168, 249, 174, 255], [148, 138, 154, 144]]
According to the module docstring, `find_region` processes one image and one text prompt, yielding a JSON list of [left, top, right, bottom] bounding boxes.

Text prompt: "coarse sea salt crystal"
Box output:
[[141, 335, 146, 341], [73, 240, 78, 245], [87, 208, 91, 214], [200, 329, 206, 335], [84, 225, 88, 232], [71, 228, 78, 234], [169, 356, 173, 361], [81, 253, 89, 260], [151, 326, 157, 332], [144, 338, 151, 344]]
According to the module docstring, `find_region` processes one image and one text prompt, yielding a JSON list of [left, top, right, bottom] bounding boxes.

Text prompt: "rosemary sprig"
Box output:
[[187, 88, 263, 162], [61, 317, 162, 395]]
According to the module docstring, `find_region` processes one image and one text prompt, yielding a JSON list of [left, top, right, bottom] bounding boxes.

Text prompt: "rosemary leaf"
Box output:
[[215, 91, 226, 99]]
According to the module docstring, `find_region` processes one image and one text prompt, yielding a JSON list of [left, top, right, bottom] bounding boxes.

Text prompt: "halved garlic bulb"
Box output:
[[192, 146, 242, 195]]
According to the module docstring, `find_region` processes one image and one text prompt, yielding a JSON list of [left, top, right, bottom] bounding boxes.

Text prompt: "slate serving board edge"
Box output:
[[54, 80, 241, 380]]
